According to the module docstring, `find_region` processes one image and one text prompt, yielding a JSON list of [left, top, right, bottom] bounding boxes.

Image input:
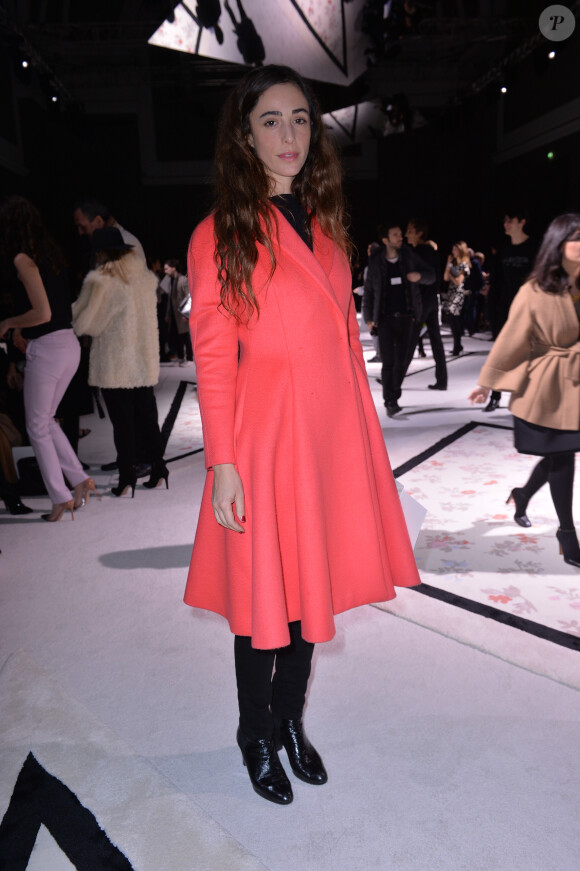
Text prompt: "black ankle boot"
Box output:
[[111, 470, 136, 498], [2, 495, 34, 515], [506, 488, 531, 528], [274, 718, 327, 785], [142, 462, 169, 490], [556, 528, 580, 568], [236, 728, 293, 804]]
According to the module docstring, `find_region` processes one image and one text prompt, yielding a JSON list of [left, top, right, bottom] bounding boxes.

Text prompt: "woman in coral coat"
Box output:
[[184, 65, 420, 806], [470, 213, 580, 567]]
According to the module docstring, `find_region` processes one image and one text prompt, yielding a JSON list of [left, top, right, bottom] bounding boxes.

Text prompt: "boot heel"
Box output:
[[506, 488, 531, 528], [236, 729, 293, 804], [556, 528, 580, 567]]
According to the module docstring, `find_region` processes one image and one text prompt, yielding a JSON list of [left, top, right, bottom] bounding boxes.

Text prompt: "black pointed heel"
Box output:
[[236, 728, 293, 805], [506, 488, 531, 528], [556, 528, 580, 568], [111, 475, 136, 498], [274, 718, 328, 785], [142, 463, 169, 490]]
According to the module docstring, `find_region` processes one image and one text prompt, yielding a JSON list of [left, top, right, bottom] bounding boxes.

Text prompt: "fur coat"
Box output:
[[72, 253, 159, 389]]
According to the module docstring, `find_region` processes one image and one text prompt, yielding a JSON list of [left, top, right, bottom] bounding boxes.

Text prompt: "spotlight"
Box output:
[[548, 50, 556, 59], [51, 94, 58, 103], [547, 151, 555, 160], [21, 59, 29, 68], [500, 85, 507, 94]]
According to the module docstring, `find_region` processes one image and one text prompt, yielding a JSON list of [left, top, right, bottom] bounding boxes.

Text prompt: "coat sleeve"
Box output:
[[188, 219, 239, 469], [174, 274, 191, 310], [347, 291, 366, 372], [362, 255, 380, 324], [406, 246, 437, 286], [72, 272, 124, 338], [478, 283, 534, 393]]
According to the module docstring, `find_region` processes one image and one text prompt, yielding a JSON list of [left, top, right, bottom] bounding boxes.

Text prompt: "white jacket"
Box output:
[[72, 253, 160, 389]]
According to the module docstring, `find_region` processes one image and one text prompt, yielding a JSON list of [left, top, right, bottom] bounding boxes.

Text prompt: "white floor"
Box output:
[[1, 324, 579, 871]]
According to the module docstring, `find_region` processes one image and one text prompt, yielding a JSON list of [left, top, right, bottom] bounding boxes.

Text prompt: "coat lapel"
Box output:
[[270, 210, 343, 315]]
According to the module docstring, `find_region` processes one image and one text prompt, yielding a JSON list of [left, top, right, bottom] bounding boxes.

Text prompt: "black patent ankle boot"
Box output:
[[556, 528, 580, 568], [506, 487, 531, 528], [236, 728, 293, 804], [274, 718, 328, 785]]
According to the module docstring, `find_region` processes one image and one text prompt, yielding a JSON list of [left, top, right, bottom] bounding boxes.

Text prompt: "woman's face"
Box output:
[[562, 229, 580, 277], [247, 82, 311, 196]]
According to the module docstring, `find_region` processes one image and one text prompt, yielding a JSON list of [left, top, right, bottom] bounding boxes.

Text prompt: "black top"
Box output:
[[490, 237, 539, 336], [271, 194, 312, 250], [22, 260, 73, 339], [381, 258, 407, 315]]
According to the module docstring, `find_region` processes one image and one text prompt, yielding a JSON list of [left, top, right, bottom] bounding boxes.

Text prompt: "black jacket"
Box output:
[[362, 244, 436, 325]]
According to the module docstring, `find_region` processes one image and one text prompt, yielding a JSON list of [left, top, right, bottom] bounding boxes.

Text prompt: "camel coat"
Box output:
[[478, 281, 580, 431], [72, 254, 159, 389], [183, 213, 420, 649]]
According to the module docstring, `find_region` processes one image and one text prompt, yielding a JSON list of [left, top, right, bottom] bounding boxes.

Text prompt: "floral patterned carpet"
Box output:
[[397, 422, 580, 648]]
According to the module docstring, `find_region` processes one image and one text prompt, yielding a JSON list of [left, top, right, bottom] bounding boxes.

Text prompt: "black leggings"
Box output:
[[234, 621, 314, 740], [520, 452, 575, 529]]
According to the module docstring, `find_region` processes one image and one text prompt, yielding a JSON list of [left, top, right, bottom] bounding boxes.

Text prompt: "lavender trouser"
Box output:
[[24, 329, 86, 504]]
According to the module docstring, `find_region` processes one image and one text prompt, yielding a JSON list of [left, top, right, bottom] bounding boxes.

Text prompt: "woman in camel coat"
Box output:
[[184, 65, 420, 806], [470, 212, 580, 567]]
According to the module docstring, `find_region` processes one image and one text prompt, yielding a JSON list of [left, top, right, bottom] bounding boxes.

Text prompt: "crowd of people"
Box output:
[[0, 195, 191, 519], [357, 208, 537, 417], [1, 62, 579, 806]]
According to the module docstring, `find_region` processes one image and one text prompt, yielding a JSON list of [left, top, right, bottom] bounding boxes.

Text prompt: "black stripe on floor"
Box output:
[[393, 420, 513, 478], [0, 753, 135, 870], [410, 582, 580, 652], [160, 380, 197, 453]]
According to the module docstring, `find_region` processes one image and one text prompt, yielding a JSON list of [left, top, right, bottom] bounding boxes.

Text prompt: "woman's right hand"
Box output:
[[211, 463, 246, 532], [12, 329, 27, 354], [468, 386, 490, 405]]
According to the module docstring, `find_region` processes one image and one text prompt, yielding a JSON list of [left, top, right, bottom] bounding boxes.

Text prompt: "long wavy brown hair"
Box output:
[[0, 195, 65, 275], [212, 65, 351, 320], [529, 213, 580, 294]]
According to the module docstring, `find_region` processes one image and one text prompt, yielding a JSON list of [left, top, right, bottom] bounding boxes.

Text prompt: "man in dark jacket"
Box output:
[[485, 208, 538, 411], [404, 218, 447, 390], [363, 222, 434, 417]]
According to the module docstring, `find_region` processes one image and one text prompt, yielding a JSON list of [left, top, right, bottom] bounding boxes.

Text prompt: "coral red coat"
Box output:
[[184, 212, 420, 648]]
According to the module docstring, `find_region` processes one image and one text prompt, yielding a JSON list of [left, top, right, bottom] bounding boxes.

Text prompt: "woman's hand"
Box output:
[[12, 329, 27, 354], [6, 362, 23, 390], [468, 386, 490, 405], [211, 463, 246, 532]]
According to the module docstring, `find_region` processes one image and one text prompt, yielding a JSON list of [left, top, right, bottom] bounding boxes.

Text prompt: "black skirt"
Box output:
[[513, 415, 580, 456]]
